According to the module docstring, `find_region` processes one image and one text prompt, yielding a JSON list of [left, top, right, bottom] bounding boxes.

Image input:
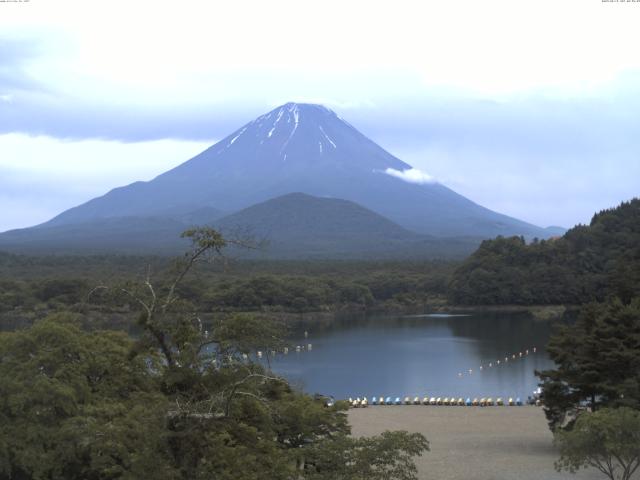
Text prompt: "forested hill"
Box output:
[[448, 199, 640, 305]]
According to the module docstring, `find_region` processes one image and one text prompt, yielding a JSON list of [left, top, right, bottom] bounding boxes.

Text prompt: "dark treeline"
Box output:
[[0, 253, 453, 278], [449, 199, 640, 305], [0, 254, 456, 330]]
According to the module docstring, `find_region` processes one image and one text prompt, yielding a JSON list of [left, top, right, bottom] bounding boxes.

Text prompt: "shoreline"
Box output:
[[257, 303, 574, 324]]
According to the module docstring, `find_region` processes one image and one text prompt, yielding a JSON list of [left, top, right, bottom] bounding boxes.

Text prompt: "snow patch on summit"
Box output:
[[228, 126, 247, 146], [319, 126, 336, 149], [280, 104, 300, 152], [268, 109, 285, 138], [290, 104, 300, 128]]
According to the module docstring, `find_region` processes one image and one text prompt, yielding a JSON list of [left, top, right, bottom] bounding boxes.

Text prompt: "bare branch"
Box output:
[[223, 372, 285, 417], [86, 285, 109, 302], [121, 288, 152, 321]]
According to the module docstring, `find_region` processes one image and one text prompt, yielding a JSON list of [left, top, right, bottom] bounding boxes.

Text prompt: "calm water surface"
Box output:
[[269, 312, 556, 400]]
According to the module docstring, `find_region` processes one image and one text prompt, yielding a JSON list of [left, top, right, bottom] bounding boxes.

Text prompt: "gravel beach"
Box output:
[[349, 406, 630, 480]]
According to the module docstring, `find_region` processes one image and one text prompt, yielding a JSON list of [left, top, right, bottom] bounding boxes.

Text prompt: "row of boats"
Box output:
[[347, 396, 540, 407]]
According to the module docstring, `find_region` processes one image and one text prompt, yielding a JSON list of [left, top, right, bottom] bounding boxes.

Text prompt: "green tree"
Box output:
[[305, 431, 429, 480], [0, 313, 175, 480], [537, 298, 640, 429], [554, 407, 640, 480]]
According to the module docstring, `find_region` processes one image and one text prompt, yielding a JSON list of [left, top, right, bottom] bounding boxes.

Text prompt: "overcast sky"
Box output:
[[1, 0, 639, 232]]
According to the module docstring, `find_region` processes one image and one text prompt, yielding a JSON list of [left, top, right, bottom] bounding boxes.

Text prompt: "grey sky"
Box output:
[[1, 0, 639, 232]]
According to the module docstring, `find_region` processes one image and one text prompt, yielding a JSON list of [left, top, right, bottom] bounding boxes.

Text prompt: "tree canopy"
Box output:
[[0, 313, 173, 480], [554, 407, 640, 480], [449, 199, 640, 305], [538, 297, 640, 430]]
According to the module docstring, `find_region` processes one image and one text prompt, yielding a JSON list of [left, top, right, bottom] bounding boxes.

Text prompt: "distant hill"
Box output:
[[0, 193, 481, 258], [218, 192, 415, 241], [215, 192, 479, 259], [448, 199, 640, 305]]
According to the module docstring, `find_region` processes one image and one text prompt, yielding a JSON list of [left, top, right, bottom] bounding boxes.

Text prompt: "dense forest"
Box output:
[[2, 199, 638, 328], [0, 253, 455, 331], [448, 199, 640, 305]]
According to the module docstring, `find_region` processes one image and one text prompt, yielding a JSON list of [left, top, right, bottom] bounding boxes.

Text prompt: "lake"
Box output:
[[268, 311, 557, 401]]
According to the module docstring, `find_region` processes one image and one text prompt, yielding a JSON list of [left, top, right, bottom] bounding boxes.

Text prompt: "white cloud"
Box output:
[[267, 98, 377, 111], [0, 134, 213, 231], [383, 167, 435, 185], [389, 141, 640, 229], [2, 0, 639, 105]]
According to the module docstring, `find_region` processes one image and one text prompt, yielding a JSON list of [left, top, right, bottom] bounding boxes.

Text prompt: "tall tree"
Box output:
[[538, 298, 640, 429]]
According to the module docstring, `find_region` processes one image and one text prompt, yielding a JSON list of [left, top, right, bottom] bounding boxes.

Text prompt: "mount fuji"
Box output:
[[0, 102, 560, 257]]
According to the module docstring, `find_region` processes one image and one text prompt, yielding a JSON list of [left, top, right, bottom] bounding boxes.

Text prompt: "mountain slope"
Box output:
[[215, 192, 479, 259], [40, 102, 554, 239], [0, 217, 192, 254], [0, 194, 480, 258]]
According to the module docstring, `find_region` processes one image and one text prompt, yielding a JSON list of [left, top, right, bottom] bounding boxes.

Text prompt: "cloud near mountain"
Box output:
[[384, 167, 435, 185]]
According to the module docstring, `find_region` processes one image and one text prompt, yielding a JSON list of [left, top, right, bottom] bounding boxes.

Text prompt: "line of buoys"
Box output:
[[260, 343, 314, 357], [457, 346, 538, 379], [291, 343, 314, 353], [250, 331, 315, 359], [240, 342, 315, 362], [348, 395, 529, 407]]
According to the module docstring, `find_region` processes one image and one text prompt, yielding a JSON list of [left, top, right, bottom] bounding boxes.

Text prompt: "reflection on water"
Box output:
[[270, 312, 557, 400]]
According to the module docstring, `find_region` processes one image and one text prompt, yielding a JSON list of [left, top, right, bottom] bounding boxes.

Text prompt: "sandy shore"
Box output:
[[349, 406, 624, 480]]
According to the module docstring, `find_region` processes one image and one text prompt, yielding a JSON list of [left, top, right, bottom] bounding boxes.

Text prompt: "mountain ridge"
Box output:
[[40, 102, 554, 239]]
